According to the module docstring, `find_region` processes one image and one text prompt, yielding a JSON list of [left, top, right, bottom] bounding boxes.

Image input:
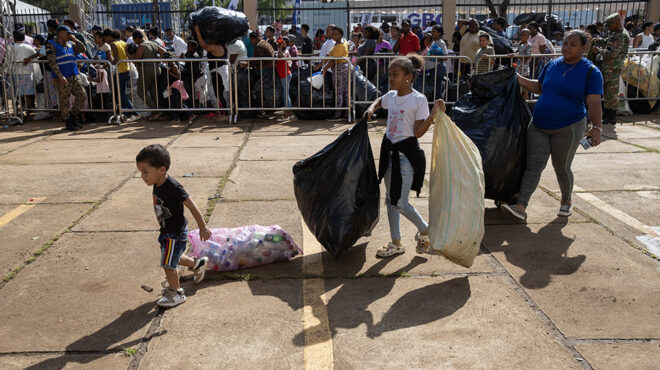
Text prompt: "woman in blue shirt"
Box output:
[[502, 30, 604, 221]]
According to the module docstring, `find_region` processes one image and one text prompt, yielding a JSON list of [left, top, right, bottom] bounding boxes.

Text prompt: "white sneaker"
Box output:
[[557, 204, 573, 217], [376, 242, 405, 258], [192, 257, 209, 283], [157, 288, 186, 308]]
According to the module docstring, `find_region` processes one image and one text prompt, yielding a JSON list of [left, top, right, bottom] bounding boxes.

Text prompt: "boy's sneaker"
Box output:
[[501, 203, 527, 222], [157, 288, 186, 308], [557, 204, 573, 217], [192, 257, 209, 283], [415, 232, 431, 254]]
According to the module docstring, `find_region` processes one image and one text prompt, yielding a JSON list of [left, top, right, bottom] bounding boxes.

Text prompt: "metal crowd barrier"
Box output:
[[621, 50, 660, 104], [4, 50, 660, 127], [114, 57, 233, 123], [351, 54, 473, 118], [482, 53, 562, 102], [233, 56, 353, 123], [2, 59, 119, 125]]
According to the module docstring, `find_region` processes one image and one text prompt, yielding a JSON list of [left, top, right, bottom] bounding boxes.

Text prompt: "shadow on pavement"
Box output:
[[292, 245, 471, 345], [485, 217, 586, 289], [24, 301, 164, 370]]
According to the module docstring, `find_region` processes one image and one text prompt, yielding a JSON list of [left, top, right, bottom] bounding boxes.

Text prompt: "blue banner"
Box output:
[[292, 0, 301, 26], [111, 2, 172, 31]]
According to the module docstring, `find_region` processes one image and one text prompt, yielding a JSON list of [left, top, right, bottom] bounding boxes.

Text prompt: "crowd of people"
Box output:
[[1, 11, 658, 129]]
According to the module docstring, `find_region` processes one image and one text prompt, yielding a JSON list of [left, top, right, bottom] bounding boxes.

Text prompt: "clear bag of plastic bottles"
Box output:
[[188, 225, 302, 271]]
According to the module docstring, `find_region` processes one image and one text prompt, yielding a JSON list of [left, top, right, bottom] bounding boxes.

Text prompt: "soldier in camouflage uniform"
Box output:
[[46, 25, 87, 131], [591, 13, 629, 124]]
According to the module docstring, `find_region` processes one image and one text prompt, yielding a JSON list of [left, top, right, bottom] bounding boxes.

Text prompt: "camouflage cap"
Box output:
[[605, 13, 621, 27]]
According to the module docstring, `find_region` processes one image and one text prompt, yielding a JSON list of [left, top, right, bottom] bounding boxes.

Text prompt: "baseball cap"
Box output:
[[57, 25, 74, 34], [401, 19, 411, 25], [14, 22, 25, 31]]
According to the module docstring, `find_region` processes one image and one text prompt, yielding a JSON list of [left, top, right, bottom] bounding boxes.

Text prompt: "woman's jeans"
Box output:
[[280, 74, 292, 108], [384, 153, 429, 241], [118, 71, 135, 116], [517, 118, 587, 208]]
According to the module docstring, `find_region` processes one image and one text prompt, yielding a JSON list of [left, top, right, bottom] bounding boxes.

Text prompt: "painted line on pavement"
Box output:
[[0, 198, 46, 228], [301, 219, 334, 370], [573, 186, 660, 256]]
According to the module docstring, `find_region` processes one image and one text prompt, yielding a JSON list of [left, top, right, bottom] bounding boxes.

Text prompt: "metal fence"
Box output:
[[233, 56, 353, 122], [114, 57, 233, 123], [3, 50, 660, 126], [482, 50, 660, 107], [1, 59, 118, 125], [351, 54, 473, 117]]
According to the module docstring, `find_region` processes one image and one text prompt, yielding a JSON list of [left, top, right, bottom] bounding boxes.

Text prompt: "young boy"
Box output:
[[136, 144, 212, 308]]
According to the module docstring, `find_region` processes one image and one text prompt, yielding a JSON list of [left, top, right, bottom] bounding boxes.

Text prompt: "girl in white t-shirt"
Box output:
[[364, 54, 446, 258]]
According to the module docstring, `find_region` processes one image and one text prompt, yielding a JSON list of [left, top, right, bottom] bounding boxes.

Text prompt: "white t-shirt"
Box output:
[[381, 90, 429, 143], [172, 35, 188, 57], [530, 33, 547, 54], [10, 42, 36, 75], [228, 39, 248, 62]]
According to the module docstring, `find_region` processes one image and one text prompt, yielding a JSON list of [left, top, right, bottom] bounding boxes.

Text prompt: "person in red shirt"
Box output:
[[395, 19, 421, 55]]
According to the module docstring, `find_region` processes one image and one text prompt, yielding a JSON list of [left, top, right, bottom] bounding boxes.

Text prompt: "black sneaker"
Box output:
[[192, 257, 209, 283], [65, 118, 78, 131], [501, 203, 527, 222]]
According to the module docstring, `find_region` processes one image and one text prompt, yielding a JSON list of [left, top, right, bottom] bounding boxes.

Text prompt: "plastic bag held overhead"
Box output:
[[293, 117, 380, 258], [428, 111, 485, 268], [188, 7, 250, 47], [451, 67, 530, 203]]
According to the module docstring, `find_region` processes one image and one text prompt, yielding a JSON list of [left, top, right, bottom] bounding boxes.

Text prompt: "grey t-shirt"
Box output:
[[358, 39, 377, 56]]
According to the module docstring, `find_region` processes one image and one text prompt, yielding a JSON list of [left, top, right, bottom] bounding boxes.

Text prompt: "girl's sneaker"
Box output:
[[376, 242, 405, 258], [415, 232, 431, 254], [157, 288, 186, 308], [501, 203, 527, 222], [557, 204, 573, 217]]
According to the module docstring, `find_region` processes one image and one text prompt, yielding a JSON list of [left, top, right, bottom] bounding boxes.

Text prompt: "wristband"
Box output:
[[592, 126, 602, 132]]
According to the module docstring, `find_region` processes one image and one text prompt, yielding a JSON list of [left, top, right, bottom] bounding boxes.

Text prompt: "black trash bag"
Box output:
[[627, 84, 653, 114], [354, 69, 381, 118], [188, 7, 250, 49], [293, 117, 380, 258], [413, 66, 446, 102], [479, 23, 513, 55], [236, 66, 258, 118], [450, 68, 530, 203], [289, 66, 336, 120], [446, 77, 470, 102], [252, 67, 284, 108]]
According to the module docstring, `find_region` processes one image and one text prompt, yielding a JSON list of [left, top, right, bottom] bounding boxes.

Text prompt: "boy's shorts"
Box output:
[[158, 227, 188, 270]]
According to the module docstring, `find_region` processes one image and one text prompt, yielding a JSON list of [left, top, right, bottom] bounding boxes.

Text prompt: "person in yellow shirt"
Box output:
[[105, 29, 138, 120], [323, 26, 349, 120]]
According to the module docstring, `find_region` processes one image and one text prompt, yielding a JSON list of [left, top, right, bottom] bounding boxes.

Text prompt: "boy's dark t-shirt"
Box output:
[[153, 176, 189, 234]]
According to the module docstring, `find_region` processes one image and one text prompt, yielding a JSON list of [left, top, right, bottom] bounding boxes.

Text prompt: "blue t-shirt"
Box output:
[[533, 57, 603, 130]]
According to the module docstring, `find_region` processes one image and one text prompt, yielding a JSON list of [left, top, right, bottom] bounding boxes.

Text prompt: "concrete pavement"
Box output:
[[0, 115, 658, 369]]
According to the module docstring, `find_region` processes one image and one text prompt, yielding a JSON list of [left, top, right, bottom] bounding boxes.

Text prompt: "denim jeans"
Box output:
[[118, 71, 135, 116], [280, 74, 292, 108], [384, 153, 429, 241]]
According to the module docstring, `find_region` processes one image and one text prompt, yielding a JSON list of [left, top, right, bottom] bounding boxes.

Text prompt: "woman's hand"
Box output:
[[430, 99, 446, 116], [587, 127, 601, 146]]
